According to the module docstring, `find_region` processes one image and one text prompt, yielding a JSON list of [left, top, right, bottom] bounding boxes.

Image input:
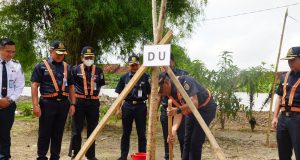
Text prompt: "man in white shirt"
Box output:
[[0, 38, 25, 160]]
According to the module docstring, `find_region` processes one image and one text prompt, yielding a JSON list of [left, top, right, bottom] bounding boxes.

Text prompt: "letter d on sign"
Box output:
[[148, 52, 155, 61], [143, 44, 170, 67]]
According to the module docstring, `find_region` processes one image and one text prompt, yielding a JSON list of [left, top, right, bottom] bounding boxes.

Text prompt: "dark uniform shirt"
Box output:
[[31, 58, 74, 96], [72, 64, 105, 96], [115, 72, 151, 102], [161, 68, 188, 109], [171, 75, 211, 107], [276, 71, 300, 106]]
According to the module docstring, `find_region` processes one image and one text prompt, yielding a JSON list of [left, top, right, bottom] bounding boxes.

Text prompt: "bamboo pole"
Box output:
[[168, 99, 173, 160], [164, 66, 226, 160], [266, 8, 288, 146], [152, 0, 158, 43], [157, 0, 167, 41], [147, 0, 168, 159]]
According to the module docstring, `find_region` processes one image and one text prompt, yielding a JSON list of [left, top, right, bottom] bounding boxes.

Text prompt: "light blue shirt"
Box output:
[[0, 58, 25, 101]]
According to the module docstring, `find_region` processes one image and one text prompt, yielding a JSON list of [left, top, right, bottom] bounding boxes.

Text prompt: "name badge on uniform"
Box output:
[[100, 73, 104, 79], [9, 80, 14, 88], [138, 89, 143, 97], [94, 82, 97, 90], [63, 78, 68, 86]]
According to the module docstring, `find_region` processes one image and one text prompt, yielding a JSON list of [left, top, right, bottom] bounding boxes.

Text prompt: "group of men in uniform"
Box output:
[[31, 41, 106, 160], [1, 37, 300, 160]]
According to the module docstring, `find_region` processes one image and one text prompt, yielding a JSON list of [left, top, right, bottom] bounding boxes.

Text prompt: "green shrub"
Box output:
[[99, 104, 120, 125], [17, 102, 33, 117]]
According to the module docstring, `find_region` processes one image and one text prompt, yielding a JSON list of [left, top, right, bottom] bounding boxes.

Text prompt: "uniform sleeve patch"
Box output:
[[184, 83, 190, 91]]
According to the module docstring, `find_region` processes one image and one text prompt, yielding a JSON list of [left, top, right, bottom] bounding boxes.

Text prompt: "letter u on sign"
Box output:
[[143, 44, 171, 66]]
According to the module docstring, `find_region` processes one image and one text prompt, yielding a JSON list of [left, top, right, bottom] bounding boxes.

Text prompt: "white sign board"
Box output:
[[143, 44, 171, 66]]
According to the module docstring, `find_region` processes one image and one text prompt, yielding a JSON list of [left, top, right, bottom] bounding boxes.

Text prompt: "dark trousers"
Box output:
[[120, 102, 147, 159], [0, 103, 16, 160], [277, 113, 300, 160], [160, 107, 185, 160], [182, 103, 216, 160], [70, 99, 100, 159], [37, 99, 70, 160]]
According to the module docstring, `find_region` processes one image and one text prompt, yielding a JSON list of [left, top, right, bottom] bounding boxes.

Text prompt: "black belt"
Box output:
[[125, 100, 146, 105], [41, 97, 68, 102], [281, 111, 300, 117]]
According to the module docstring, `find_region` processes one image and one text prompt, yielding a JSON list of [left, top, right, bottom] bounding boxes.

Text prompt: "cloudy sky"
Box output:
[[181, 0, 300, 71]]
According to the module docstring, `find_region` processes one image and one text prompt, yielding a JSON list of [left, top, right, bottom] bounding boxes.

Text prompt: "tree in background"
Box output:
[[0, 0, 207, 67], [212, 51, 240, 129], [171, 44, 211, 87], [238, 62, 273, 131]]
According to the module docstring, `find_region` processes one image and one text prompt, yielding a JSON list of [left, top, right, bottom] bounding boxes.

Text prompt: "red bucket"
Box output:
[[131, 152, 146, 160]]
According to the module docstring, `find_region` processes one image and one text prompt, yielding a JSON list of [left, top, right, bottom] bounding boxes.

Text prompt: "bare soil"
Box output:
[[10, 111, 285, 160]]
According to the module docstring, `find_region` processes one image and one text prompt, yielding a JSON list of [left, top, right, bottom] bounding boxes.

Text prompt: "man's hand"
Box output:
[[33, 105, 41, 117], [69, 105, 75, 116], [272, 117, 278, 129], [0, 98, 10, 108], [167, 107, 177, 117], [167, 129, 177, 144], [116, 107, 122, 119]]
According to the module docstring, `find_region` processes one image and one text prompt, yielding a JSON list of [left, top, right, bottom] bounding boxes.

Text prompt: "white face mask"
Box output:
[[84, 59, 94, 66]]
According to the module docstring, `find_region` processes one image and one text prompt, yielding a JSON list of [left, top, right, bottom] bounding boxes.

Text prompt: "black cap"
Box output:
[[81, 46, 95, 57], [281, 47, 300, 60], [128, 54, 140, 65], [50, 41, 67, 55]]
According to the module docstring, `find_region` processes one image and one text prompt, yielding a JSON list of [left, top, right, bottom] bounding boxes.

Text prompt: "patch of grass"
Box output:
[[16, 101, 34, 118], [100, 104, 121, 126], [15, 115, 36, 121]]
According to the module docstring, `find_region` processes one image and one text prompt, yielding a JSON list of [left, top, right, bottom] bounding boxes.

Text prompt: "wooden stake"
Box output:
[[146, 31, 172, 160], [168, 99, 173, 160], [266, 8, 288, 146], [147, 0, 168, 159], [164, 66, 226, 160]]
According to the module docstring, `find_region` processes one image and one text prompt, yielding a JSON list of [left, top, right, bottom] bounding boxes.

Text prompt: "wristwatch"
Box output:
[[7, 98, 14, 104], [176, 107, 182, 114]]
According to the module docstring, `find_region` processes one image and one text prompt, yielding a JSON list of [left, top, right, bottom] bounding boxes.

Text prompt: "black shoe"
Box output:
[[117, 158, 127, 160], [86, 158, 98, 160]]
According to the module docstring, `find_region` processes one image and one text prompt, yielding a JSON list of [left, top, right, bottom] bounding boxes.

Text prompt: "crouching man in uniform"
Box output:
[[159, 73, 217, 160]]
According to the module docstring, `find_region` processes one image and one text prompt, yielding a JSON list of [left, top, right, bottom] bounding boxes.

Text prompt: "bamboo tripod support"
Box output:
[[74, 31, 173, 160]]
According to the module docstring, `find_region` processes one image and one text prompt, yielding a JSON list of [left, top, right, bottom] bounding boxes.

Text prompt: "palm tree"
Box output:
[[239, 63, 272, 131]]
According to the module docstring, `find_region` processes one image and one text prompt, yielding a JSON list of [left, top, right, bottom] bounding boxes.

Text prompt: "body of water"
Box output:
[[21, 87, 275, 111]]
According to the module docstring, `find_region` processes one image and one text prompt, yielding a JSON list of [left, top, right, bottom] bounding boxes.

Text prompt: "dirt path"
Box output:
[[10, 114, 283, 160]]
